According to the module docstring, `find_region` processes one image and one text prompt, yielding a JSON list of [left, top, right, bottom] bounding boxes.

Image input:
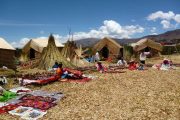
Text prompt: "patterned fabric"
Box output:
[[18, 94, 57, 110], [0, 104, 19, 114], [20, 94, 56, 103], [17, 100, 56, 110]]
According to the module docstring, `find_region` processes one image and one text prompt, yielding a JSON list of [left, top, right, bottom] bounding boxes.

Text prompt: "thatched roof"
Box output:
[[37, 35, 74, 70], [0, 37, 15, 50], [92, 37, 122, 54], [61, 41, 91, 67], [22, 37, 64, 53], [131, 38, 163, 51]]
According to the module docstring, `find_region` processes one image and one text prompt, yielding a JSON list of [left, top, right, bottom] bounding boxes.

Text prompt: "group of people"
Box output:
[[95, 51, 150, 72]]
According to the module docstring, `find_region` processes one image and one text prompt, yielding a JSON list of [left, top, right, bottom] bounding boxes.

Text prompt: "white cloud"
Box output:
[[11, 38, 30, 48], [147, 11, 175, 21], [151, 33, 158, 35], [150, 27, 158, 35], [12, 20, 145, 48], [161, 20, 172, 29], [174, 14, 180, 23], [53, 20, 144, 41], [147, 11, 180, 29], [150, 27, 156, 33], [70, 20, 144, 40]]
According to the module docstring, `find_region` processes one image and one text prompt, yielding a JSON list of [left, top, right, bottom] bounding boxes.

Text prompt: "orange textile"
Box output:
[[56, 68, 63, 76]]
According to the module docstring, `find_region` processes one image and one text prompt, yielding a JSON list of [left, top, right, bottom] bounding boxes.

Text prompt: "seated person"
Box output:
[[128, 60, 137, 70], [160, 58, 171, 70], [96, 62, 107, 73], [52, 62, 59, 70], [56, 63, 63, 76], [61, 68, 83, 80], [152, 58, 175, 70], [117, 57, 127, 67]]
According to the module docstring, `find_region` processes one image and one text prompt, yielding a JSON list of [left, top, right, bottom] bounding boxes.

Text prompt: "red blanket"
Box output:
[[17, 100, 56, 110], [0, 104, 19, 114], [20, 94, 56, 103], [22, 75, 60, 85]]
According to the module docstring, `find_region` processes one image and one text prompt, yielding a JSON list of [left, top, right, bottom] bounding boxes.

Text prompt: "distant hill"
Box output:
[[143, 29, 180, 43], [75, 38, 100, 47], [75, 29, 180, 47]]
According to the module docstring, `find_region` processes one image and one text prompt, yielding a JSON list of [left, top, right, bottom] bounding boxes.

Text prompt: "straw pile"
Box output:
[[1, 56, 180, 119]]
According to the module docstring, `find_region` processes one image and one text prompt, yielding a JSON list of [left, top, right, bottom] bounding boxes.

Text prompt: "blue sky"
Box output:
[[0, 0, 180, 48]]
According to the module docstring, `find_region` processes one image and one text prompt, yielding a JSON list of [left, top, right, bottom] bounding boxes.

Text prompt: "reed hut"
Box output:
[[22, 37, 64, 60], [131, 38, 163, 57], [92, 37, 123, 59], [0, 38, 16, 69]]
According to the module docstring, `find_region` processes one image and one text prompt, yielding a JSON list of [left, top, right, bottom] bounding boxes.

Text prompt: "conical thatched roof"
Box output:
[[37, 35, 74, 70], [61, 41, 77, 60], [61, 41, 91, 67]]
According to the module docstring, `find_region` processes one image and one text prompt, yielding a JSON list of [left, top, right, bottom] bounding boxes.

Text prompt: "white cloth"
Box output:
[[160, 64, 171, 70], [117, 60, 127, 66], [9, 87, 31, 94]]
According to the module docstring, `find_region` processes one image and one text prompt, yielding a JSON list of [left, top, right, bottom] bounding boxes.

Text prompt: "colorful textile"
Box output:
[[0, 91, 17, 102], [17, 100, 56, 110], [8, 106, 33, 116], [20, 94, 56, 103], [128, 62, 137, 70], [21, 109, 47, 120], [9, 87, 31, 94], [9, 106, 47, 120], [0, 104, 19, 114], [20, 75, 60, 85]]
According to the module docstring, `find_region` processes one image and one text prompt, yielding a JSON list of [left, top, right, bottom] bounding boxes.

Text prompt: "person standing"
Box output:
[[95, 51, 100, 62], [139, 51, 150, 64]]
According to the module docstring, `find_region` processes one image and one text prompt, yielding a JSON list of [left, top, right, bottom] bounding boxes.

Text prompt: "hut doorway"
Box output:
[[101, 46, 109, 59], [29, 48, 35, 59], [144, 47, 151, 52]]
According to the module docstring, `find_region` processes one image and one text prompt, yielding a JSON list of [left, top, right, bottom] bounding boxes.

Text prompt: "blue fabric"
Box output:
[[61, 74, 68, 79]]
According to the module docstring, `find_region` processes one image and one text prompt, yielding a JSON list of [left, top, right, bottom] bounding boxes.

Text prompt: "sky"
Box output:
[[0, 0, 180, 48]]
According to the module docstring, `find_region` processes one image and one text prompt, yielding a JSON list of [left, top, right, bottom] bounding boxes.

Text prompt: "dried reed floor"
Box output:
[[1, 68, 180, 120]]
